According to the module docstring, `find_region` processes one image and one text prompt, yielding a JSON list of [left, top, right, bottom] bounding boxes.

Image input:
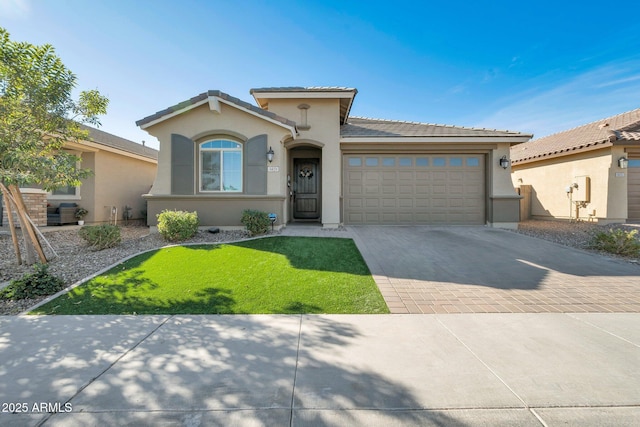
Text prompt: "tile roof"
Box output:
[[250, 86, 357, 93], [136, 90, 297, 129], [80, 124, 158, 160], [511, 108, 640, 164], [341, 117, 530, 138]]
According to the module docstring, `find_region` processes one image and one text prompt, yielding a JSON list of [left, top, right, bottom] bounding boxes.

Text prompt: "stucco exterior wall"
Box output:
[[145, 102, 291, 198], [511, 149, 620, 222], [47, 150, 156, 224], [146, 195, 285, 228], [488, 142, 522, 228], [92, 150, 157, 223], [263, 98, 342, 227]]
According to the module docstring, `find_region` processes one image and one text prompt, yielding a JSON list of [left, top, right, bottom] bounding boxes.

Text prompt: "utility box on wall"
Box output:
[[574, 176, 590, 203]]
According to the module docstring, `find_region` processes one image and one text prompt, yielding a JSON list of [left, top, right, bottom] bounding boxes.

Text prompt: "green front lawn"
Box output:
[[31, 237, 389, 315]]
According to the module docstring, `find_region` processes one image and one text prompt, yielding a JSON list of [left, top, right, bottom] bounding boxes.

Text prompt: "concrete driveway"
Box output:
[[350, 226, 640, 314]]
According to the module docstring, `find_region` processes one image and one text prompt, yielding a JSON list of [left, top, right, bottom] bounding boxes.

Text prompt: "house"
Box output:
[[511, 109, 640, 224], [1, 125, 158, 227], [136, 87, 532, 229]]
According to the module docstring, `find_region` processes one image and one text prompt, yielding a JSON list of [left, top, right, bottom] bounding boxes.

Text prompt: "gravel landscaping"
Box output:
[[0, 226, 258, 315], [1, 220, 639, 315]]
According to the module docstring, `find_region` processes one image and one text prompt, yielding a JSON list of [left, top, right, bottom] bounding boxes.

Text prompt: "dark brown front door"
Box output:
[[293, 158, 320, 219]]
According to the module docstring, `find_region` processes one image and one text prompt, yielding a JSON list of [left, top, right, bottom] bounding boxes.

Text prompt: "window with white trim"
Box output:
[[200, 140, 243, 192]]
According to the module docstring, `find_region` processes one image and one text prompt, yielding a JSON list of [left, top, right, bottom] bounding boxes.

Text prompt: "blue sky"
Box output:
[[2, 0, 640, 149]]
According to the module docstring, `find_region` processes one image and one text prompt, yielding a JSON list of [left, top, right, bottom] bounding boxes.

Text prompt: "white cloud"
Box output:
[[0, 0, 30, 18], [475, 59, 640, 138]]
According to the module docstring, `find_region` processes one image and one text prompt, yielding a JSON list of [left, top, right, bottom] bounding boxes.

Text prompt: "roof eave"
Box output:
[[511, 141, 613, 165], [249, 88, 358, 119], [340, 135, 532, 144], [137, 93, 297, 139]]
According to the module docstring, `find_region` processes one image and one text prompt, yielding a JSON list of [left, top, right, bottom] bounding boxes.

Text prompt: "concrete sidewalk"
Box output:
[[1, 313, 639, 426]]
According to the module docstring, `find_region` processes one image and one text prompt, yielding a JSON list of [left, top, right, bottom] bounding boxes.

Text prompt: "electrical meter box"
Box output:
[[573, 176, 590, 203]]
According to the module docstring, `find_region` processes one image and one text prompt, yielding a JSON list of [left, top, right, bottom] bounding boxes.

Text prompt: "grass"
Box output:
[[31, 237, 389, 315]]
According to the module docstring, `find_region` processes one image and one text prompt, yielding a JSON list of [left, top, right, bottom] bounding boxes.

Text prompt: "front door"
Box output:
[[293, 158, 320, 219]]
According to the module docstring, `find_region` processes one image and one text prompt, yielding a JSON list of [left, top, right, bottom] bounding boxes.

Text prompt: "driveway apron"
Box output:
[[350, 226, 640, 314]]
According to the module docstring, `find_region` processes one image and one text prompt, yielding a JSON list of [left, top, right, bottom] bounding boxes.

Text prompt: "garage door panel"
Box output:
[[348, 171, 363, 180], [383, 213, 398, 222], [347, 212, 363, 223], [365, 198, 380, 208], [398, 198, 413, 208], [433, 185, 447, 194], [347, 198, 363, 208], [344, 154, 485, 224], [382, 185, 397, 194], [365, 185, 379, 194], [449, 185, 464, 194], [365, 212, 380, 223], [449, 198, 464, 208], [415, 198, 429, 208], [433, 171, 447, 180], [348, 185, 362, 195], [382, 199, 396, 208], [382, 172, 396, 181]]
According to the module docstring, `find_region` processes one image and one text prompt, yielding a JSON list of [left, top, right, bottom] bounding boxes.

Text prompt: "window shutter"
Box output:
[[245, 134, 267, 195], [171, 134, 195, 195]]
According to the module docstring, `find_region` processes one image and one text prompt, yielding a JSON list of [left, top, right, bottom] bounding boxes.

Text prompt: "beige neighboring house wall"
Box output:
[[137, 88, 532, 229], [511, 109, 640, 224], [46, 125, 158, 224]]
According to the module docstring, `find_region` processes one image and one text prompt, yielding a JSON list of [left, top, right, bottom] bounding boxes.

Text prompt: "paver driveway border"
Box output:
[[349, 225, 640, 314]]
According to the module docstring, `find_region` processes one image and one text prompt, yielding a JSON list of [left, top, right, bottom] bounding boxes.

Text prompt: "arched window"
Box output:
[[200, 139, 242, 192]]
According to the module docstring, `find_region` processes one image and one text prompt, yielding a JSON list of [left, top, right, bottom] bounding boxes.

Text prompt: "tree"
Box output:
[[0, 27, 109, 264]]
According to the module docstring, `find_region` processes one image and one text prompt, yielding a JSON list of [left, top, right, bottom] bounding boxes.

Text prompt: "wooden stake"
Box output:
[[0, 184, 22, 265], [8, 185, 47, 264]]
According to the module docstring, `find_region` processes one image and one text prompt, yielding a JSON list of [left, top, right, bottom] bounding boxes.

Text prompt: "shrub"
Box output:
[[79, 224, 122, 250], [0, 264, 65, 300], [157, 210, 199, 241], [241, 209, 270, 236], [589, 228, 640, 257]]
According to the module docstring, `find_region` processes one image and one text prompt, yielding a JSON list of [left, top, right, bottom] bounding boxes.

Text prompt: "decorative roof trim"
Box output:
[[136, 90, 298, 139]]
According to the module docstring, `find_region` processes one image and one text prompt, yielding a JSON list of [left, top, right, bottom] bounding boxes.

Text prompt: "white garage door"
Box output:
[[628, 159, 640, 220], [343, 154, 485, 224]]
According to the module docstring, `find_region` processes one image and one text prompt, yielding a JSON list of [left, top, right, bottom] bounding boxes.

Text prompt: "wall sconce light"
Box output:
[[499, 155, 510, 169], [618, 157, 629, 169], [267, 146, 274, 163]]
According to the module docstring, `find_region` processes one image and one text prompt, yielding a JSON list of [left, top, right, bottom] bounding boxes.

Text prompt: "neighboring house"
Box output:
[[1, 125, 158, 227], [48, 124, 159, 224], [136, 87, 531, 229], [511, 109, 640, 224]]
